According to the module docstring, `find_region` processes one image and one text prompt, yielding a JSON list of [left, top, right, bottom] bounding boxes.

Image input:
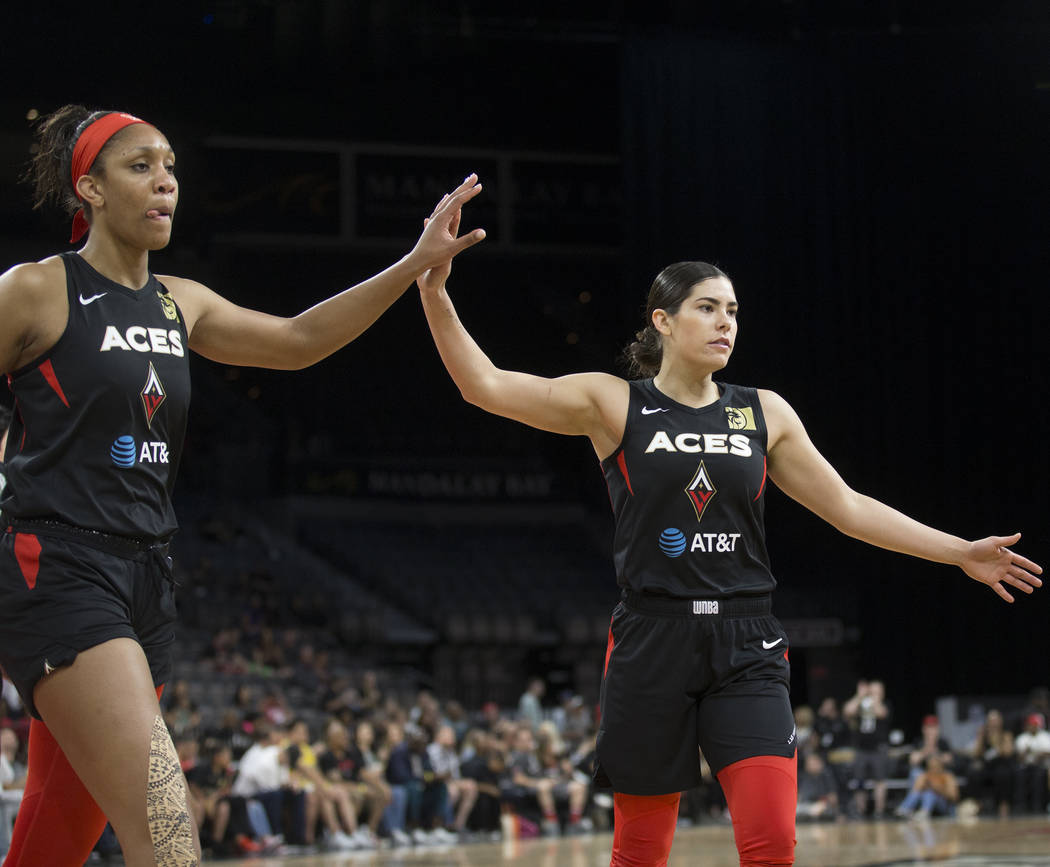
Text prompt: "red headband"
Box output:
[[69, 112, 148, 243]]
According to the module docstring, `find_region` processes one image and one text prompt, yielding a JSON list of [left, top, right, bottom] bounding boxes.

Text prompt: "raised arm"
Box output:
[[760, 389, 1042, 602], [162, 175, 487, 370], [415, 218, 627, 460]]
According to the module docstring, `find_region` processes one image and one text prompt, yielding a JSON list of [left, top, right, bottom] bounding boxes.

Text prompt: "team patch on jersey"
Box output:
[[725, 406, 756, 431], [685, 460, 717, 522], [156, 289, 180, 322], [141, 362, 166, 427]]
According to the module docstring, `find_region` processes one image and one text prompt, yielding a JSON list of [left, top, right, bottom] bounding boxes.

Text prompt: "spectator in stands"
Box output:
[[230, 721, 297, 847], [403, 725, 450, 842], [185, 741, 239, 857], [1020, 687, 1050, 733], [478, 701, 502, 733], [536, 722, 591, 833], [793, 705, 816, 756], [815, 696, 851, 756], [318, 719, 378, 849], [209, 707, 255, 760], [518, 678, 546, 731], [965, 708, 1015, 818], [908, 715, 955, 783], [410, 689, 442, 735], [0, 727, 25, 853], [260, 688, 292, 727], [285, 718, 359, 851], [844, 679, 892, 819], [163, 679, 202, 741], [796, 751, 839, 821], [503, 725, 562, 836], [1013, 713, 1050, 814], [459, 730, 504, 834], [445, 700, 471, 744], [427, 724, 478, 839], [384, 722, 424, 844], [358, 670, 384, 715], [321, 674, 359, 719], [895, 755, 959, 819], [353, 719, 394, 843]]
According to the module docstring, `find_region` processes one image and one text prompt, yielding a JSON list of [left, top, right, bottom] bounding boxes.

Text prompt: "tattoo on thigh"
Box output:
[[147, 715, 198, 866]]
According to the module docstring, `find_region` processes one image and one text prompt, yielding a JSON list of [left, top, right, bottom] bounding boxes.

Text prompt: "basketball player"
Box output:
[[416, 253, 1042, 866], [0, 105, 484, 867]]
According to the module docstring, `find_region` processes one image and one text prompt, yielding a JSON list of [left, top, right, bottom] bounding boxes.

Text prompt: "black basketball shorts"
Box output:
[[594, 590, 796, 796], [0, 520, 177, 719]]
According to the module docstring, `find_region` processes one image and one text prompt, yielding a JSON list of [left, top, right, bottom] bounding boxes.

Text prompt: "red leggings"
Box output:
[[610, 753, 796, 867], [4, 685, 165, 867], [717, 754, 797, 866]]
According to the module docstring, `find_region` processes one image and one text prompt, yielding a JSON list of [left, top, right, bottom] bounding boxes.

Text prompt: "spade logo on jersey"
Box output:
[[141, 362, 166, 427], [685, 460, 717, 522], [725, 406, 756, 431], [157, 289, 180, 322]]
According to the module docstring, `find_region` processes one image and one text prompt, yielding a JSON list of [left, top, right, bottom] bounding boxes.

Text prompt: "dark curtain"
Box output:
[[622, 28, 1050, 716]]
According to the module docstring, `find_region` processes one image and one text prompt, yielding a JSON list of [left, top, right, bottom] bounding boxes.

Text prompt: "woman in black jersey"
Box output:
[[417, 255, 1042, 866], [0, 105, 484, 866]]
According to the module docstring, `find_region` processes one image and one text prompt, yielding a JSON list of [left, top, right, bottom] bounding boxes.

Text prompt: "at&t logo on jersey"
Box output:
[[110, 436, 170, 468], [658, 528, 687, 557], [658, 527, 743, 558]]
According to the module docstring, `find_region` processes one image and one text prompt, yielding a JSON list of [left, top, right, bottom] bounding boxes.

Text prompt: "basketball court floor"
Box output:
[[220, 816, 1050, 866]]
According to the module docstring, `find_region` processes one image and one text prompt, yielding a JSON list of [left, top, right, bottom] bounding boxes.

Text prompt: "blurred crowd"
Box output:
[[2, 664, 1050, 859]]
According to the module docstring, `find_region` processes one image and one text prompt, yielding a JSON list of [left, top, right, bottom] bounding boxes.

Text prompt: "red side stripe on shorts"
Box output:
[[616, 451, 634, 496], [753, 456, 767, 502], [14, 533, 42, 589], [38, 360, 70, 408], [603, 619, 616, 678]]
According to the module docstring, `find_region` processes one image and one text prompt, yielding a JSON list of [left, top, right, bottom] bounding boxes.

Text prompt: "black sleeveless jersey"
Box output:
[[601, 379, 775, 597], [1, 252, 190, 540]]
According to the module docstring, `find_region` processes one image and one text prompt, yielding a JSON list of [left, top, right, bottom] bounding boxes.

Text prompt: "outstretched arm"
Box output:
[[163, 175, 487, 370], [760, 389, 1042, 602], [416, 208, 628, 460]]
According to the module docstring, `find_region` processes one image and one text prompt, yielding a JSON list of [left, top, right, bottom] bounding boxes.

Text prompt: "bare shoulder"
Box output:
[[567, 371, 630, 420], [0, 256, 69, 373], [757, 388, 804, 448], [573, 373, 629, 459], [576, 371, 630, 401], [155, 273, 211, 303], [0, 255, 67, 295]]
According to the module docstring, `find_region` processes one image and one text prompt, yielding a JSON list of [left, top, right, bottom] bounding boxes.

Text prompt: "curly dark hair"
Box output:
[[24, 104, 126, 220]]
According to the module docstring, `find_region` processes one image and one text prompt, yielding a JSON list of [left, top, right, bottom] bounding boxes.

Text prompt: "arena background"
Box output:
[[1, 1, 1047, 734]]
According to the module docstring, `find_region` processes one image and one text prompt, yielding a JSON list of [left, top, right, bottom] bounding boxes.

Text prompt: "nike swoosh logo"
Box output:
[[641, 407, 669, 415], [762, 638, 783, 649], [79, 292, 106, 305]]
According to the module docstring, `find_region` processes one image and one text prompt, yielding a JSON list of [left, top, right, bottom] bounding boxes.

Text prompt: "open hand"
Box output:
[[411, 174, 486, 285], [961, 533, 1042, 602]]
